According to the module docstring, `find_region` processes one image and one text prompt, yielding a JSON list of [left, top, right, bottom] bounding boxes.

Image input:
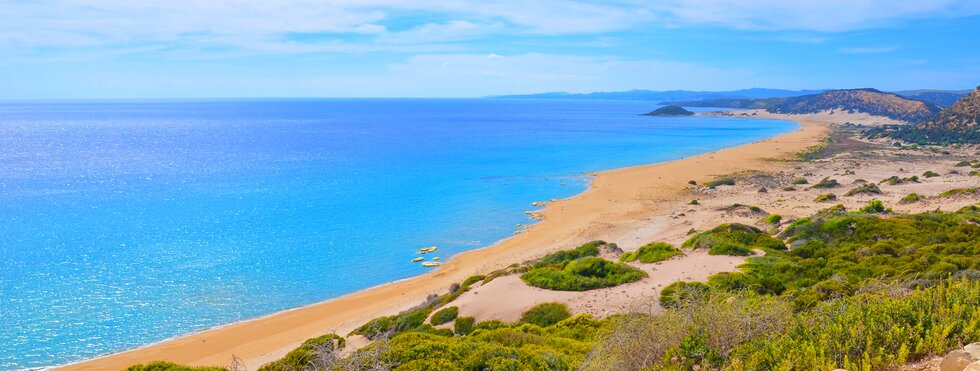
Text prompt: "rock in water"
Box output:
[[643, 105, 694, 116]]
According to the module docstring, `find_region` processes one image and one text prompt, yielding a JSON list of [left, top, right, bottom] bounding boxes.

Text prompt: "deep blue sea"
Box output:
[[0, 99, 796, 369]]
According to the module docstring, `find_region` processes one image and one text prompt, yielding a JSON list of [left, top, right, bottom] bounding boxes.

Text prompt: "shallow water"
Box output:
[[0, 98, 796, 369]]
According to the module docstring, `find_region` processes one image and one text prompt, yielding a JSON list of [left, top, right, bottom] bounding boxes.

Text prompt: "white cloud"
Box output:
[[650, 0, 980, 32], [839, 46, 900, 54], [1, 0, 978, 57], [345, 53, 758, 97]]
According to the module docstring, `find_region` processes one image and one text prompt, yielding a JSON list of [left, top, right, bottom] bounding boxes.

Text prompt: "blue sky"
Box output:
[[1, 0, 979, 99]]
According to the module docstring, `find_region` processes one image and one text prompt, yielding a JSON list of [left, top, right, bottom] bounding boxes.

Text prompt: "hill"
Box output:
[[643, 105, 694, 116], [658, 98, 784, 109], [893, 86, 980, 143], [492, 88, 825, 101], [767, 88, 942, 123], [894, 89, 971, 107]]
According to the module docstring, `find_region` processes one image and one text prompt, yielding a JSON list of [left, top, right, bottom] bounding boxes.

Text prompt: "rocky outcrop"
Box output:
[[940, 343, 980, 371]]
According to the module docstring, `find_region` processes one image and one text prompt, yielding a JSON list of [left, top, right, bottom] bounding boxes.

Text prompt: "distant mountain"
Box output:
[[492, 88, 826, 101], [767, 88, 942, 123], [643, 105, 694, 116], [658, 98, 784, 109], [892, 87, 980, 143], [894, 90, 971, 107]]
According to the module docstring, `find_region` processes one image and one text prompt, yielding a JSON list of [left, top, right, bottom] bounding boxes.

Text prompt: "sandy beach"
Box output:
[[62, 118, 831, 370]]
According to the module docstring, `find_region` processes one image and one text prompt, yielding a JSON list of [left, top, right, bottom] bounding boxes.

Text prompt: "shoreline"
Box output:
[[60, 118, 830, 370]]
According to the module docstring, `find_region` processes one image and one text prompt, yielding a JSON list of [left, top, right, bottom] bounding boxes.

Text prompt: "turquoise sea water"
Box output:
[[0, 99, 796, 369]]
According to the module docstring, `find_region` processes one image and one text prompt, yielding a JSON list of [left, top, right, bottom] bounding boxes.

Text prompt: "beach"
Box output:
[[58, 116, 829, 370]]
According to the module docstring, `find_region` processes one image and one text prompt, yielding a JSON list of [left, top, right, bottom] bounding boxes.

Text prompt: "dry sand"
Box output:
[[60, 117, 834, 370]]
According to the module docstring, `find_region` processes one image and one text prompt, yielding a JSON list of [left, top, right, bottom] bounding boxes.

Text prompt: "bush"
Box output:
[[520, 302, 571, 327], [759, 214, 782, 225], [521, 257, 647, 291], [257, 334, 345, 371], [682, 223, 786, 256], [880, 175, 919, 185], [619, 242, 682, 263], [844, 183, 882, 196], [430, 306, 459, 326], [858, 199, 888, 214], [533, 241, 604, 267], [126, 362, 225, 371], [705, 178, 736, 187], [809, 177, 839, 189], [454, 316, 475, 336], [814, 193, 836, 202], [792, 178, 809, 185], [659, 281, 710, 308], [729, 281, 980, 371], [923, 170, 940, 178], [689, 199, 699, 205], [899, 193, 922, 204], [350, 306, 432, 340], [939, 188, 978, 197]]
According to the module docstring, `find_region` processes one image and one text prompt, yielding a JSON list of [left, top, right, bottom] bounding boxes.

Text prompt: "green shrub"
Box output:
[[792, 178, 809, 185], [454, 316, 475, 336], [533, 241, 604, 268], [880, 175, 919, 185], [759, 214, 782, 225], [682, 223, 786, 256], [461, 275, 486, 287], [474, 320, 507, 331], [521, 257, 647, 291], [688, 180, 697, 185], [809, 177, 840, 189], [954, 160, 972, 167], [430, 306, 458, 326], [520, 302, 571, 327], [729, 281, 980, 371], [689, 199, 699, 205], [705, 178, 736, 187], [814, 193, 836, 202], [257, 334, 345, 371], [858, 199, 887, 214], [126, 362, 225, 371], [350, 306, 432, 340], [923, 170, 940, 178], [659, 281, 710, 308], [844, 183, 882, 196], [939, 188, 978, 197], [619, 242, 682, 263], [899, 193, 922, 204]]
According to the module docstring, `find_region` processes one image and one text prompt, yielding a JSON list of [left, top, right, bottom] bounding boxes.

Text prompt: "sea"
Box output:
[[0, 98, 797, 369]]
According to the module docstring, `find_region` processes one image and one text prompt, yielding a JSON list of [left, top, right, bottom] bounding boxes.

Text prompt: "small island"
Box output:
[[643, 105, 694, 116]]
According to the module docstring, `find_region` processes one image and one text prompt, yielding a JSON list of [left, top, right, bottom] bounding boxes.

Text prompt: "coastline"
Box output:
[[60, 118, 830, 371]]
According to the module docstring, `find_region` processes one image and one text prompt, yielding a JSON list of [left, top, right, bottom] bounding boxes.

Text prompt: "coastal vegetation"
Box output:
[[619, 242, 682, 263], [520, 302, 572, 327], [155, 206, 980, 371], [704, 178, 736, 188], [759, 214, 782, 225], [899, 193, 923, 204], [429, 306, 458, 326], [814, 193, 836, 202], [682, 223, 785, 256], [845, 183, 883, 196], [521, 256, 647, 291], [809, 177, 840, 189]]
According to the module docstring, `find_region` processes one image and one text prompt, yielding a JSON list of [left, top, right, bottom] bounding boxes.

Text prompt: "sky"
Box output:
[[1, 0, 979, 99]]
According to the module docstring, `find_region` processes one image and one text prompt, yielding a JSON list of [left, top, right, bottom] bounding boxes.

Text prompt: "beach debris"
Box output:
[[412, 257, 423, 263], [417, 246, 437, 254], [531, 201, 547, 207], [421, 262, 442, 267]]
